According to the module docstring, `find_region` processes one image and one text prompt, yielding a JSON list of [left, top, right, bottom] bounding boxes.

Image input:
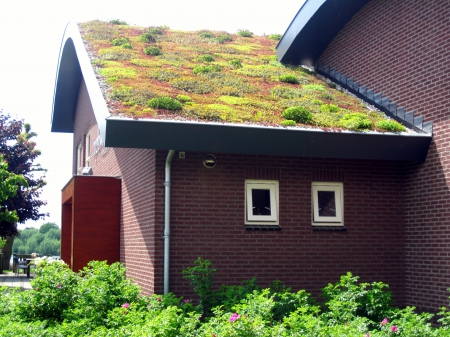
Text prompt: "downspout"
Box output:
[[164, 150, 176, 294]]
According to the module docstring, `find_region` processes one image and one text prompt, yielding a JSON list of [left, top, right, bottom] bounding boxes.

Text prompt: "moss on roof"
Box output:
[[79, 20, 406, 132]]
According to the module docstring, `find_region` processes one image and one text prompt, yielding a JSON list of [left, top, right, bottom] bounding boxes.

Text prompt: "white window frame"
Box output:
[[245, 180, 279, 225], [312, 182, 343, 226], [76, 142, 83, 174], [85, 130, 91, 168]]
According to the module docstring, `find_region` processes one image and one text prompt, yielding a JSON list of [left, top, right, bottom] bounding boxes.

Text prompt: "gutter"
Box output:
[[164, 150, 176, 294]]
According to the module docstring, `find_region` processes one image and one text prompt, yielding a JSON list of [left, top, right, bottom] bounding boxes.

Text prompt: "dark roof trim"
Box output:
[[277, 0, 370, 66], [105, 117, 431, 162], [52, 22, 109, 138]]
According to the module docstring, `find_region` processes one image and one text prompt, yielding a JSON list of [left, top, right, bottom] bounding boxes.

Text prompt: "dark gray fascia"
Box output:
[[105, 118, 431, 162]]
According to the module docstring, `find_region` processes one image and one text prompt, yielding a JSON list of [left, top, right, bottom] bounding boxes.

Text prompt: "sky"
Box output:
[[0, 0, 304, 229]]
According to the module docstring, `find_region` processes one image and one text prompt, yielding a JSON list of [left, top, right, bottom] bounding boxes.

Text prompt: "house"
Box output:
[[51, 0, 446, 312]]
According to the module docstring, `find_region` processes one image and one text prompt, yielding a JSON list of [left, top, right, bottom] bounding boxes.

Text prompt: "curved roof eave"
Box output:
[[51, 22, 109, 140], [277, 0, 371, 66]]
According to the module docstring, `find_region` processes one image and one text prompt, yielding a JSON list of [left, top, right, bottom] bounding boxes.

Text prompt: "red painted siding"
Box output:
[[318, 0, 450, 311]]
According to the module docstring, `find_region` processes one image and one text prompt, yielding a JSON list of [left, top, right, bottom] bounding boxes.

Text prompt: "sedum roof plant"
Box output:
[[79, 20, 406, 133]]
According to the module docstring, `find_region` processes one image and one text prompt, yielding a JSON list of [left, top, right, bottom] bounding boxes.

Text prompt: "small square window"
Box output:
[[312, 182, 343, 226], [245, 180, 279, 225]]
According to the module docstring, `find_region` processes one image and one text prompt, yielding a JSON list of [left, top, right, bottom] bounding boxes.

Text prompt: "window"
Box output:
[[85, 131, 91, 167], [312, 182, 343, 226], [245, 180, 279, 225], [76, 142, 82, 174]]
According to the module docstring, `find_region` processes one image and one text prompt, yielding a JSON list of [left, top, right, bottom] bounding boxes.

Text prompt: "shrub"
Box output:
[[320, 104, 339, 113], [148, 97, 182, 110], [199, 31, 213, 38], [109, 19, 127, 25], [281, 120, 296, 126], [339, 113, 372, 130], [376, 119, 406, 132], [282, 106, 312, 124], [112, 37, 128, 46], [229, 59, 243, 68], [140, 32, 156, 43], [120, 42, 132, 49], [215, 34, 233, 44], [148, 27, 163, 35], [279, 74, 300, 84], [182, 257, 216, 311], [268, 33, 282, 40], [143, 46, 162, 56], [197, 54, 215, 62], [237, 29, 253, 37], [176, 94, 192, 102], [193, 65, 221, 74]]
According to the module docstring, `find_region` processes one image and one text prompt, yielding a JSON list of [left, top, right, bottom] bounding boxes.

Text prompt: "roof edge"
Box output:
[[104, 117, 431, 162], [51, 22, 109, 140], [277, 0, 371, 65]]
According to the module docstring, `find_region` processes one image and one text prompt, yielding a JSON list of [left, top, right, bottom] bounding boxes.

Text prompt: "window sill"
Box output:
[[312, 226, 346, 232], [245, 224, 281, 231]]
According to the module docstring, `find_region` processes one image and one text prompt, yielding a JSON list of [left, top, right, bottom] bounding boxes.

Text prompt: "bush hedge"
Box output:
[[1, 258, 450, 336]]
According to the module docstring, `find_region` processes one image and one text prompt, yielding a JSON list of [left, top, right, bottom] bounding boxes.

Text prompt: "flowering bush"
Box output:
[[1, 259, 450, 336]]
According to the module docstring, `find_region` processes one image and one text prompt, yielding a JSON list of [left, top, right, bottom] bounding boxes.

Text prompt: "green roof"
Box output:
[[78, 20, 406, 133]]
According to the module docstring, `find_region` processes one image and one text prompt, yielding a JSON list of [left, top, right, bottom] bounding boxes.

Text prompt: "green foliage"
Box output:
[[182, 257, 216, 311], [339, 113, 372, 130], [199, 31, 213, 39], [99, 67, 137, 82], [193, 64, 221, 74], [376, 119, 406, 132], [112, 86, 156, 105], [120, 42, 132, 49], [320, 104, 339, 113], [12, 223, 60, 255], [229, 59, 243, 68], [148, 27, 163, 35], [147, 68, 180, 82], [170, 77, 215, 94], [237, 29, 253, 37], [148, 97, 182, 110], [111, 37, 128, 46], [271, 85, 304, 99], [268, 33, 282, 40], [1, 258, 450, 336], [197, 54, 215, 62], [214, 34, 233, 44], [279, 74, 300, 84], [282, 106, 312, 124], [143, 46, 162, 56], [0, 155, 27, 224], [281, 120, 296, 126], [0, 237, 6, 248], [140, 32, 156, 43], [109, 19, 127, 25], [303, 83, 326, 92], [176, 94, 192, 102]]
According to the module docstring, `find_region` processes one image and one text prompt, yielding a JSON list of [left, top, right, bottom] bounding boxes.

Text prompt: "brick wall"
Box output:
[[73, 79, 162, 295], [318, 0, 450, 311], [163, 151, 407, 305]]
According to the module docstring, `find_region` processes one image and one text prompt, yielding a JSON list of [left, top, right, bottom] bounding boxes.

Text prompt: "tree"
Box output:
[[39, 222, 59, 235], [0, 110, 47, 238], [0, 155, 27, 224]]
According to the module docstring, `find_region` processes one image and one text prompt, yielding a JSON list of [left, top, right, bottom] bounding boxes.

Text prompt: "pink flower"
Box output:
[[229, 313, 240, 322], [391, 326, 398, 332], [122, 303, 130, 309], [380, 318, 388, 325], [184, 299, 190, 303], [57, 284, 62, 289], [365, 334, 370, 337], [34, 287, 38, 291], [157, 297, 162, 301]]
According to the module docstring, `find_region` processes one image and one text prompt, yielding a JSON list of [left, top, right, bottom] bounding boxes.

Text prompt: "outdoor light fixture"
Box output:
[[203, 154, 217, 169]]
